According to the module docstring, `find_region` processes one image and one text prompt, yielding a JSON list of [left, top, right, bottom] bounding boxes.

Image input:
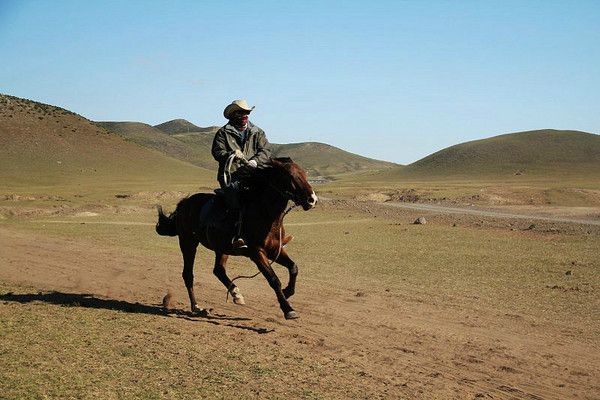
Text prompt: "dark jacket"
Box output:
[[211, 121, 271, 187]]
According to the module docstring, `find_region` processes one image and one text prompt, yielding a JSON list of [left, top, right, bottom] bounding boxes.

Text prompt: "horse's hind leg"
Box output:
[[179, 236, 206, 315], [274, 249, 298, 299], [213, 252, 245, 305]]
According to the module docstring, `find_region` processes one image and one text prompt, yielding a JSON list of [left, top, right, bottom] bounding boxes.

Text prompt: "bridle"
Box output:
[[267, 181, 303, 206], [225, 153, 308, 207]]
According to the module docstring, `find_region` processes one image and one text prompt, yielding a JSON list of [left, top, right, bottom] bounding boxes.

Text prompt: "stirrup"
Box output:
[[232, 238, 248, 249]]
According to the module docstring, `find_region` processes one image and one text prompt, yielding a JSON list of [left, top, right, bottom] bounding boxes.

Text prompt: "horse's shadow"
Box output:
[[0, 291, 274, 334]]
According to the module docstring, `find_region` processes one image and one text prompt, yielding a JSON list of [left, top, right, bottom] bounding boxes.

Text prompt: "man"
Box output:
[[211, 99, 271, 248], [211, 99, 271, 187]]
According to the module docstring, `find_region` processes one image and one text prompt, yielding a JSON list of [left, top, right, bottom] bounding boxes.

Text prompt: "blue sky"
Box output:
[[1, 0, 599, 164]]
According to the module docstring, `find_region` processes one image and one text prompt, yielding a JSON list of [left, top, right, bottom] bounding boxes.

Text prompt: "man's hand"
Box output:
[[247, 159, 258, 168], [233, 149, 244, 160]]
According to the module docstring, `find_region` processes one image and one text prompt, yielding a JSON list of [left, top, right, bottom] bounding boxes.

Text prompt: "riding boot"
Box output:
[[231, 208, 247, 249]]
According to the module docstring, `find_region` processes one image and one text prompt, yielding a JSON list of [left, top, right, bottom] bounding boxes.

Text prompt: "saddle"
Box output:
[[199, 192, 236, 233], [200, 185, 294, 249]]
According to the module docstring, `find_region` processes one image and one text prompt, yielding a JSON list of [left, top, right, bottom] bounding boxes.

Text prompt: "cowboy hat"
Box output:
[[223, 99, 255, 119]]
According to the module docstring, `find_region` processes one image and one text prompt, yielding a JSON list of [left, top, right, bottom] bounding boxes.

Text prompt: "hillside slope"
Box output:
[[271, 142, 396, 177], [96, 120, 396, 177], [0, 94, 212, 190], [96, 121, 217, 170], [375, 129, 600, 180]]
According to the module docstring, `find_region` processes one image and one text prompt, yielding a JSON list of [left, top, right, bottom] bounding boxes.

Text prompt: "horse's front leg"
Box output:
[[251, 250, 298, 320], [274, 248, 298, 299], [179, 236, 207, 316], [213, 252, 245, 305]]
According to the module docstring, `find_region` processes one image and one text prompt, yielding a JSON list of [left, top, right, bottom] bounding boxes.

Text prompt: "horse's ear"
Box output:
[[273, 157, 293, 164]]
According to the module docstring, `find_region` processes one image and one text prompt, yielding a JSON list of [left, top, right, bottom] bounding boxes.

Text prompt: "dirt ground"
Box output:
[[1, 199, 599, 399]]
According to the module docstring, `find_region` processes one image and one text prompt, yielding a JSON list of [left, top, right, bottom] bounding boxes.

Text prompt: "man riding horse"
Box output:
[[211, 99, 291, 250], [157, 99, 318, 319]]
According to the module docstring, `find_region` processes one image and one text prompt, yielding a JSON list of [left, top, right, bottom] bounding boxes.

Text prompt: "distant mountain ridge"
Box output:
[[154, 119, 219, 135], [101, 119, 396, 177]]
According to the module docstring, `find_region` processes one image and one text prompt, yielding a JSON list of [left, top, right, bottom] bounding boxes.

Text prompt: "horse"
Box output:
[[155, 157, 318, 319]]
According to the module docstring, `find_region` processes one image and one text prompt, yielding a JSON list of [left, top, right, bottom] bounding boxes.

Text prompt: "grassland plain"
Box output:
[[1, 194, 599, 399]]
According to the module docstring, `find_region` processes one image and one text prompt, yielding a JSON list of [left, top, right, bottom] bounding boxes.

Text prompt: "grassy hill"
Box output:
[[99, 121, 396, 177], [326, 129, 600, 207], [370, 129, 600, 181], [168, 131, 216, 169], [0, 94, 213, 194], [271, 142, 396, 177], [154, 119, 219, 135], [96, 121, 217, 170]]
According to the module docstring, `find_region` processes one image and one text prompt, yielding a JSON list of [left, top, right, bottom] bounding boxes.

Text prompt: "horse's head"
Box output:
[[263, 157, 318, 210]]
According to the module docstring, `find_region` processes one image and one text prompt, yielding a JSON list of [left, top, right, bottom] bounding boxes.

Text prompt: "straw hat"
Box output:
[[223, 99, 255, 119]]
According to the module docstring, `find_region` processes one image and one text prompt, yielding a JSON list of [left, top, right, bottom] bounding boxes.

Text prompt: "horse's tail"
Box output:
[[156, 205, 178, 237]]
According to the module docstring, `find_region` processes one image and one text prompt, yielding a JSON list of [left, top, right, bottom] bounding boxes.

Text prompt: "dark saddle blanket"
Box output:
[[199, 191, 236, 232]]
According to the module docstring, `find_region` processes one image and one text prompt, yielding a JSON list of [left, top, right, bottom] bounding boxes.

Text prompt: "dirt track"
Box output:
[[383, 201, 600, 226], [1, 219, 599, 399]]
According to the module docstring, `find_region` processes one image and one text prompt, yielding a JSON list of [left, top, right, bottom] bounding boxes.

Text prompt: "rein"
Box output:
[[267, 182, 299, 205], [222, 153, 239, 187]]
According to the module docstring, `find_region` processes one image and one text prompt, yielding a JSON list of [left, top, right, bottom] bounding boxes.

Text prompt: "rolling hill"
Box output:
[[95, 121, 217, 170], [9, 93, 595, 190], [99, 119, 396, 177], [154, 119, 219, 135], [372, 129, 600, 181], [0, 94, 213, 190], [270, 142, 396, 177]]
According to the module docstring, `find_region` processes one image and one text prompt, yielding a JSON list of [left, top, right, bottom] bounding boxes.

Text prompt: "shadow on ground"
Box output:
[[0, 290, 274, 334]]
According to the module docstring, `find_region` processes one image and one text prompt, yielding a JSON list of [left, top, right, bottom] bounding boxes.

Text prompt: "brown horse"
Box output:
[[155, 158, 318, 319]]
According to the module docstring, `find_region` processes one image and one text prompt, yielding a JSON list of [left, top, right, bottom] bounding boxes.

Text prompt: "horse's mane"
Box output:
[[229, 158, 294, 201], [236, 157, 294, 183]]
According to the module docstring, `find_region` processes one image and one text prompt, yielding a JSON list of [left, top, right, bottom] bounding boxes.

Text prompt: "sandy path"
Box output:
[[1, 226, 598, 399]]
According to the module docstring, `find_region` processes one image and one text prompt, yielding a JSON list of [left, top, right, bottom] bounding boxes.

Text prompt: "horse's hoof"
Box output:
[[192, 305, 209, 317], [284, 310, 299, 320], [230, 287, 246, 305]]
